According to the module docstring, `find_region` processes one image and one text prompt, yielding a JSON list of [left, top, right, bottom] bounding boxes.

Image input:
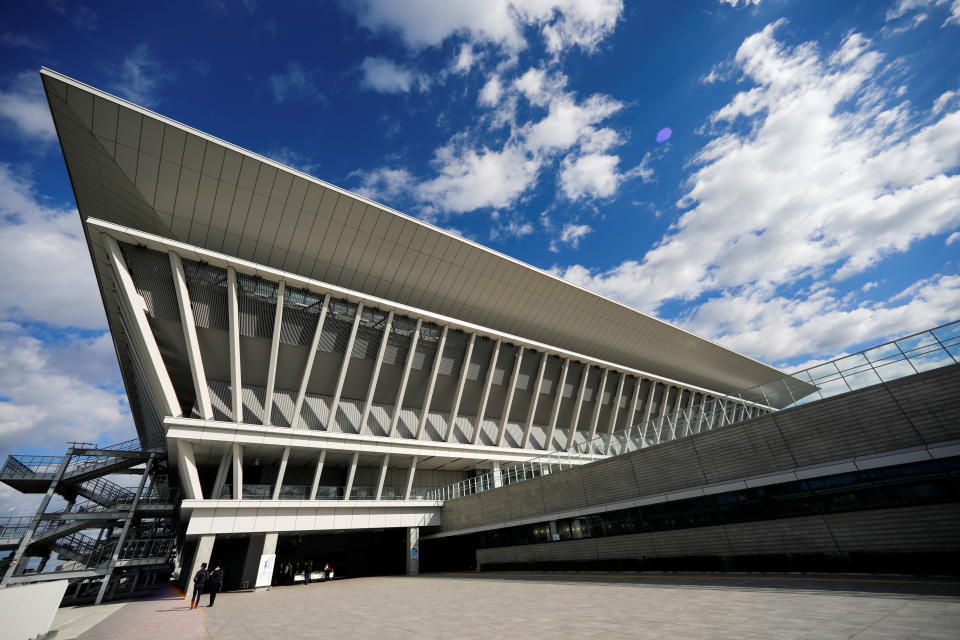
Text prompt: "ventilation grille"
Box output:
[[383, 315, 416, 365], [236, 274, 279, 339], [120, 243, 181, 322], [317, 298, 356, 353], [280, 285, 324, 346], [352, 307, 390, 359], [182, 259, 228, 330]]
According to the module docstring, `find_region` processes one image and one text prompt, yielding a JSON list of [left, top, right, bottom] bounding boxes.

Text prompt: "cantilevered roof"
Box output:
[[41, 67, 787, 395]]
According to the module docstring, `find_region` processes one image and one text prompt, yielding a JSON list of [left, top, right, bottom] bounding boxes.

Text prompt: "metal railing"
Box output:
[[0, 516, 32, 539], [217, 484, 442, 501], [426, 320, 960, 502]]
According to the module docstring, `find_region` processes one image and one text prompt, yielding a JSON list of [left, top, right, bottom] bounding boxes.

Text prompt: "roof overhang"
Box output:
[[40, 67, 790, 397]]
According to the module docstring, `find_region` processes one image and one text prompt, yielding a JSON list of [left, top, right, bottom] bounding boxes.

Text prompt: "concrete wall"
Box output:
[[438, 364, 960, 571], [441, 364, 960, 533], [0, 579, 69, 640]]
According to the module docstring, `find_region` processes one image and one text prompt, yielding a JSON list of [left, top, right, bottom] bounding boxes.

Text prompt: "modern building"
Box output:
[[1, 68, 956, 602]]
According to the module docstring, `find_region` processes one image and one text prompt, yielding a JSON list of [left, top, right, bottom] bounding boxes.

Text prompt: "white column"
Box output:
[[682, 390, 697, 437], [176, 441, 203, 500], [544, 358, 570, 450], [521, 352, 548, 448], [183, 534, 216, 602], [565, 364, 591, 451], [404, 456, 418, 500], [227, 267, 243, 422], [168, 252, 213, 420], [416, 326, 449, 439], [211, 451, 230, 499], [232, 443, 243, 501], [472, 339, 502, 445], [343, 451, 360, 501], [496, 346, 525, 447], [491, 461, 503, 488], [389, 319, 423, 437], [328, 302, 365, 432], [375, 454, 390, 500], [292, 294, 331, 429], [359, 311, 394, 434], [102, 235, 180, 418], [271, 446, 290, 500], [586, 368, 609, 442], [263, 281, 286, 426], [605, 373, 626, 436], [639, 380, 658, 445], [309, 449, 327, 500], [445, 334, 476, 442], [609, 374, 640, 454]]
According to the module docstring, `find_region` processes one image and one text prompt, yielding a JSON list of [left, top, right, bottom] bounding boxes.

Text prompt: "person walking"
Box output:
[[207, 565, 223, 607], [191, 563, 208, 609]]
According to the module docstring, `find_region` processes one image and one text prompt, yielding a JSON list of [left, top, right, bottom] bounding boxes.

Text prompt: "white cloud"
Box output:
[[559, 153, 620, 200], [0, 322, 131, 459], [347, 0, 623, 56], [452, 43, 479, 73], [479, 75, 503, 106], [556, 222, 592, 249], [490, 219, 535, 240], [359, 56, 426, 94], [0, 165, 105, 329], [557, 22, 960, 316], [680, 274, 960, 364], [0, 32, 44, 49], [933, 90, 956, 115], [268, 62, 322, 104], [885, 0, 960, 26], [105, 44, 172, 107], [349, 166, 416, 204], [719, 0, 762, 6], [46, 0, 98, 31], [946, 231, 960, 245], [264, 146, 322, 175], [0, 71, 56, 142]]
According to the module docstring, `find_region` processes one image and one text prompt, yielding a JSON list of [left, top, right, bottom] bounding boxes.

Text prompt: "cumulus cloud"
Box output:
[[349, 166, 416, 204], [268, 62, 323, 104], [347, 0, 623, 56], [359, 56, 426, 94], [0, 71, 56, 141], [552, 21, 960, 364], [550, 222, 592, 251], [0, 165, 106, 329], [104, 44, 173, 107]]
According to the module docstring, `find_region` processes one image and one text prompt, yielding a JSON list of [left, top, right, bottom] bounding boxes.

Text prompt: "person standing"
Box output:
[[324, 562, 332, 582], [191, 562, 208, 609], [207, 565, 223, 607]]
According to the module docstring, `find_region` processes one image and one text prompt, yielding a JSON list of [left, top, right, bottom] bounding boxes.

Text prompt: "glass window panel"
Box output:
[[816, 377, 852, 399], [806, 362, 843, 384], [841, 369, 882, 391], [896, 332, 939, 357], [908, 349, 954, 372], [834, 353, 870, 375], [932, 322, 960, 344], [872, 358, 917, 382], [863, 343, 902, 365]]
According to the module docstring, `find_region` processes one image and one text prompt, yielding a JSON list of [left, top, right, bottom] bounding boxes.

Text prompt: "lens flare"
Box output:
[[656, 127, 672, 144]]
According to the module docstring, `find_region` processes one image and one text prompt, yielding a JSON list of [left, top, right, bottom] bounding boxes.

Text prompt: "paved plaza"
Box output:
[[55, 573, 960, 640]]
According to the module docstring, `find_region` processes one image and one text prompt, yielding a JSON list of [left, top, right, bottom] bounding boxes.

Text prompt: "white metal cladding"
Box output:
[[40, 67, 788, 395], [106, 232, 765, 456]]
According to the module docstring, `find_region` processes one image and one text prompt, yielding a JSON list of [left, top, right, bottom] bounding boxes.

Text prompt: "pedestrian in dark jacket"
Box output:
[[207, 566, 223, 606], [191, 563, 208, 609]]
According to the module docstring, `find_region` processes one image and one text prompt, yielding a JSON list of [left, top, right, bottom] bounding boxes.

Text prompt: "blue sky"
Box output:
[[0, 0, 958, 509]]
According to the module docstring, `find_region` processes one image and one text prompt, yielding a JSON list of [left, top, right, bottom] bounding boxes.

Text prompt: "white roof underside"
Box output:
[[41, 67, 786, 395]]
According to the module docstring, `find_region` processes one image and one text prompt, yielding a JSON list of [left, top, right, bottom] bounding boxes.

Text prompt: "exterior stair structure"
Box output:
[[0, 439, 179, 604]]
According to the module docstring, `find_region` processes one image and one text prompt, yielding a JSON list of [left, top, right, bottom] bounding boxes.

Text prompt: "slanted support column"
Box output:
[[227, 267, 243, 422], [375, 454, 391, 500], [359, 310, 394, 434], [271, 447, 290, 500], [329, 303, 365, 432], [544, 358, 570, 450], [292, 294, 331, 428], [404, 456, 418, 500], [406, 527, 419, 576], [604, 372, 627, 438], [343, 451, 360, 501], [491, 461, 503, 488], [496, 346, 525, 447], [169, 252, 213, 419], [183, 534, 216, 601], [309, 449, 327, 500], [472, 340, 502, 445], [389, 319, 423, 437], [521, 352, 548, 448], [232, 443, 243, 500], [263, 281, 286, 426], [211, 451, 230, 499], [565, 364, 591, 451], [445, 334, 476, 442], [640, 381, 658, 444], [682, 390, 697, 437], [241, 532, 278, 591], [176, 441, 203, 500], [96, 454, 154, 605], [416, 325, 449, 439], [586, 369, 609, 443], [103, 234, 180, 418]]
